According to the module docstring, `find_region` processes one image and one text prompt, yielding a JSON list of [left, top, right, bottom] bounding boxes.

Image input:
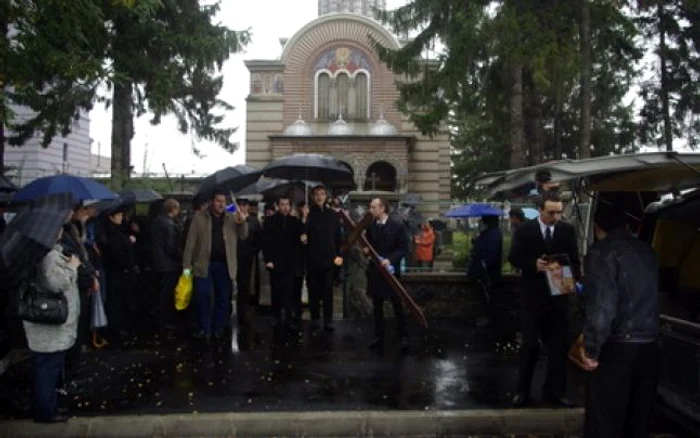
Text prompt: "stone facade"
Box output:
[[245, 10, 450, 215]]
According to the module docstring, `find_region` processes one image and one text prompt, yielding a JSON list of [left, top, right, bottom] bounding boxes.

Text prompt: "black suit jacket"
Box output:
[[509, 219, 581, 309], [365, 218, 408, 299], [262, 213, 303, 275]]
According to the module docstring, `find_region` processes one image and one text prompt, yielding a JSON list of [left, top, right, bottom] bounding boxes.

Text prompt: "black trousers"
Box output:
[[105, 268, 133, 332], [155, 271, 180, 328], [516, 304, 568, 397], [236, 257, 254, 322], [270, 271, 294, 320], [307, 269, 334, 324], [33, 350, 67, 421], [372, 294, 407, 338], [292, 275, 304, 320], [584, 342, 660, 438]]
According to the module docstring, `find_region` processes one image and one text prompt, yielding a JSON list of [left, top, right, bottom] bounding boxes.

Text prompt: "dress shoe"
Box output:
[[399, 337, 409, 352], [35, 414, 68, 423], [323, 323, 335, 333], [546, 396, 574, 408], [511, 392, 529, 407], [367, 337, 383, 350], [57, 407, 69, 415]]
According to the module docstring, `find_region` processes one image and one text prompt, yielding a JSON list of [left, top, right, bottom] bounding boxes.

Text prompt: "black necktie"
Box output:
[[544, 226, 553, 252]]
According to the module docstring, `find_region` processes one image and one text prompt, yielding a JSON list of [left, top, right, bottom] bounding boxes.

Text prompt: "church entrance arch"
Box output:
[[364, 161, 397, 192]]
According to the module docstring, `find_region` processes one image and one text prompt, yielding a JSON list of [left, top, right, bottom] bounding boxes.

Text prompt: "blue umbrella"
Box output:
[[13, 175, 116, 203], [522, 207, 539, 219], [444, 203, 502, 218]]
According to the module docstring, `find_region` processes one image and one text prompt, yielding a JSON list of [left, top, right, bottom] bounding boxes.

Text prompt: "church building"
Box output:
[[244, 0, 451, 215]]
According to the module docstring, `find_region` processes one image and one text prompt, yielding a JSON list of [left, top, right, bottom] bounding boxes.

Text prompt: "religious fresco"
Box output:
[[313, 47, 372, 74], [251, 72, 284, 95]]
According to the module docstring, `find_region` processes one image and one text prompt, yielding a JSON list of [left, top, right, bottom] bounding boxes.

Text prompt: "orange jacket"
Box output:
[[414, 226, 435, 262]]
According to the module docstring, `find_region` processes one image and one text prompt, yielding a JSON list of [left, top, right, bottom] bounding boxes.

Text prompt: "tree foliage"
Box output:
[[375, 0, 684, 199], [1, 0, 249, 183]]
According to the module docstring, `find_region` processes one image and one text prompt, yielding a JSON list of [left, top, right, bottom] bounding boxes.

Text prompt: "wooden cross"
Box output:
[[337, 210, 429, 329]]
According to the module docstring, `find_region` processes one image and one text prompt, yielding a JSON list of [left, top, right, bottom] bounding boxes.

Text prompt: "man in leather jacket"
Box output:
[[581, 201, 660, 438]]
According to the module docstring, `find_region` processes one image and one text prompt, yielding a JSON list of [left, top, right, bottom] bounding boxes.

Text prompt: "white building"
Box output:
[[3, 104, 92, 186]]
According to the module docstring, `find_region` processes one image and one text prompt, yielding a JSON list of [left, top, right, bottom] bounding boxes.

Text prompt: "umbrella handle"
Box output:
[[229, 191, 241, 213]]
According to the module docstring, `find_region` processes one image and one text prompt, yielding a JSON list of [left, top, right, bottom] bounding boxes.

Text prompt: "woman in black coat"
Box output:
[[101, 207, 137, 335]]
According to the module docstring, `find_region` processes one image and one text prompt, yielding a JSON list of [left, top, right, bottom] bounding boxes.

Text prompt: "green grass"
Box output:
[[447, 230, 516, 274]]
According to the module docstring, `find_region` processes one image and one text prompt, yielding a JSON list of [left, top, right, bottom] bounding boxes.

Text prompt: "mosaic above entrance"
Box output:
[[313, 47, 372, 74]]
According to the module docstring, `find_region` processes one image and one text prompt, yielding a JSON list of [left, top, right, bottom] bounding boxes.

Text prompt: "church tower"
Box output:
[[318, 0, 387, 18]]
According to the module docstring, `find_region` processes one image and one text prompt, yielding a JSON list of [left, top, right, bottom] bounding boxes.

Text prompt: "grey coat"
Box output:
[[23, 246, 80, 353]]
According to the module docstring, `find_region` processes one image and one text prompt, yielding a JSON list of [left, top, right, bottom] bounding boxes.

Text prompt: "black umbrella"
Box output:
[[261, 180, 323, 204], [235, 178, 286, 197], [0, 175, 18, 193], [262, 153, 354, 188], [0, 192, 76, 290], [197, 164, 263, 199], [118, 188, 163, 204]]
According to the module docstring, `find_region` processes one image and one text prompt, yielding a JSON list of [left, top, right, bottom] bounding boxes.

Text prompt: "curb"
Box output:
[[0, 408, 584, 437]]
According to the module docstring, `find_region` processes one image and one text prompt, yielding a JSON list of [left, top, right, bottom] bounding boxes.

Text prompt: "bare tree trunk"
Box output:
[[0, 13, 8, 175], [658, 0, 673, 151], [524, 69, 543, 165], [110, 80, 134, 189], [578, 0, 592, 158], [553, 77, 564, 160], [509, 62, 526, 169]]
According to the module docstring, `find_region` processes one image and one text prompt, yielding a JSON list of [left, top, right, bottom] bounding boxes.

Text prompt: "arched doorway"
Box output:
[[364, 161, 397, 192]]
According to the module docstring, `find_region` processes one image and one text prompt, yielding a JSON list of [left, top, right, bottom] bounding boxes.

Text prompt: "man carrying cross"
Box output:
[[364, 197, 409, 352]]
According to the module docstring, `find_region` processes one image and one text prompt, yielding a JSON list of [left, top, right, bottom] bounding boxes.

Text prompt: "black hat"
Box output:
[[264, 202, 276, 211], [237, 198, 250, 206]]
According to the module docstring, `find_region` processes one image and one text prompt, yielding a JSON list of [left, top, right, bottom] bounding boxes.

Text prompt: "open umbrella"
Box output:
[[196, 164, 263, 199], [261, 180, 323, 203], [13, 174, 116, 203], [235, 178, 288, 197], [444, 203, 502, 218], [118, 188, 163, 204], [263, 153, 354, 188], [0, 193, 76, 290]]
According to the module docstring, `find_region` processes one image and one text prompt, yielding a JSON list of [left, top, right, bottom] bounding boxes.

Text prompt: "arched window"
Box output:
[[314, 69, 371, 121], [364, 161, 397, 192], [316, 72, 331, 120], [355, 72, 369, 120], [335, 73, 349, 118]]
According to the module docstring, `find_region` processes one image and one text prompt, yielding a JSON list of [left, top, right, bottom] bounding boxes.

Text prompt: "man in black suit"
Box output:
[[365, 197, 409, 351], [509, 191, 580, 407], [261, 196, 304, 327], [302, 185, 343, 332]]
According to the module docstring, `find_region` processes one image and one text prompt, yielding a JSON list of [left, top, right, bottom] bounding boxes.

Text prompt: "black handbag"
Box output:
[[18, 282, 68, 325]]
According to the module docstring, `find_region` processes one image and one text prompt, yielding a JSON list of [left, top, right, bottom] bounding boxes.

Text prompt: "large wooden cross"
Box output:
[[337, 210, 428, 328]]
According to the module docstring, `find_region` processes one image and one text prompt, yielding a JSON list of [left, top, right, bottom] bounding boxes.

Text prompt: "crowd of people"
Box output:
[[3, 181, 665, 437]]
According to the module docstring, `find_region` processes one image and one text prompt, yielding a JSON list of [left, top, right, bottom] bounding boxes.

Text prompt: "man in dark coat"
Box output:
[[509, 191, 581, 407], [581, 201, 660, 438], [150, 198, 182, 331], [302, 185, 343, 332], [365, 197, 409, 351], [262, 196, 304, 326], [236, 199, 262, 324]]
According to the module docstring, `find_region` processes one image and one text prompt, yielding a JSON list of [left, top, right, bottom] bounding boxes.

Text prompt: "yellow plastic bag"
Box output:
[[174, 274, 193, 311]]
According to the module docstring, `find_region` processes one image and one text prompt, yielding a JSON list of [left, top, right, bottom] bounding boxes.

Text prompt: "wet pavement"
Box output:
[[0, 317, 588, 420]]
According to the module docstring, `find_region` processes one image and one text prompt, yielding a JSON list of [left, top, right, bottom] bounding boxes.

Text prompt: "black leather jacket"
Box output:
[[583, 229, 660, 359]]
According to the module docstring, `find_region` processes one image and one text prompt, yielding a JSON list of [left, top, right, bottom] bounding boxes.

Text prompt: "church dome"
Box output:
[[328, 114, 355, 136], [283, 115, 313, 136], [369, 113, 397, 136]]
